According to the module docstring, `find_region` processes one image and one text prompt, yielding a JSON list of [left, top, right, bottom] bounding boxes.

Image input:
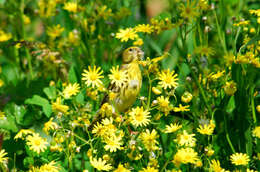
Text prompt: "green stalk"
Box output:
[[224, 112, 236, 153], [19, 0, 33, 79], [213, 10, 227, 54], [190, 69, 212, 117], [250, 85, 257, 125]]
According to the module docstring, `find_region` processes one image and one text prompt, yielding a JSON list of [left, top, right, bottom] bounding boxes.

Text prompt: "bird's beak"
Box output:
[[138, 50, 144, 60]]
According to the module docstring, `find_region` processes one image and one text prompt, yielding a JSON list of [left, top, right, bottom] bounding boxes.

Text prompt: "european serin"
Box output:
[[89, 47, 144, 129]]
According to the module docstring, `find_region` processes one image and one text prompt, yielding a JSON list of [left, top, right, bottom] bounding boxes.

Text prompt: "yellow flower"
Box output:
[[0, 79, 4, 87], [230, 153, 250, 166], [173, 104, 190, 112], [134, 24, 154, 34], [43, 118, 59, 134], [257, 105, 260, 113], [63, 2, 78, 13], [133, 38, 144, 46], [210, 159, 226, 172], [164, 123, 182, 133], [252, 126, 260, 138], [129, 106, 151, 127], [47, 24, 64, 39], [195, 45, 215, 57], [181, 91, 193, 103], [104, 135, 123, 152], [63, 83, 80, 99], [175, 130, 196, 147], [23, 15, 31, 25], [14, 129, 35, 140], [82, 66, 104, 88], [208, 70, 225, 81], [114, 163, 130, 172], [179, 0, 200, 21], [152, 87, 162, 95], [90, 157, 112, 171], [197, 120, 215, 135], [116, 28, 138, 42], [173, 147, 199, 166], [0, 111, 5, 120], [38, 0, 56, 18], [97, 5, 113, 20], [157, 96, 172, 115], [0, 149, 8, 165], [40, 161, 60, 172], [0, 30, 12, 42], [26, 133, 48, 154], [52, 97, 69, 114], [157, 69, 178, 89], [139, 166, 159, 172], [224, 81, 237, 96], [68, 30, 80, 45], [109, 66, 128, 88], [140, 129, 159, 151], [233, 20, 250, 27]]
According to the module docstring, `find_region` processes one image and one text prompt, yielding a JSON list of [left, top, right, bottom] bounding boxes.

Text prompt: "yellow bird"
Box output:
[[88, 47, 144, 129]]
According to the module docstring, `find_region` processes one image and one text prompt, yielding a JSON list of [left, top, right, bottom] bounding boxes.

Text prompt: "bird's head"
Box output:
[[122, 47, 144, 63]]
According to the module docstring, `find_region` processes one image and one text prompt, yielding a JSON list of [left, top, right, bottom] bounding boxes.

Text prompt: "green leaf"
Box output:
[[25, 95, 52, 118], [225, 96, 236, 114], [13, 104, 27, 125], [43, 86, 56, 100], [0, 114, 18, 132], [68, 66, 78, 83], [75, 91, 84, 105]]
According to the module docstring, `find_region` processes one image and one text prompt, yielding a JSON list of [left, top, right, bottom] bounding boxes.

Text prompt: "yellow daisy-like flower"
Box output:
[[82, 66, 104, 88], [46, 24, 64, 39], [63, 83, 80, 99], [164, 123, 182, 133], [0, 30, 12, 42], [157, 96, 172, 115], [173, 147, 199, 166], [140, 129, 159, 151], [210, 159, 226, 172], [14, 129, 35, 140], [0, 149, 8, 165], [90, 157, 112, 171], [104, 135, 123, 152], [108, 66, 128, 88], [92, 122, 106, 137], [129, 106, 151, 127], [63, 2, 78, 13], [230, 153, 250, 166], [224, 81, 237, 96], [133, 38, 144, 46], [134, 24, 154, 34], [114, 163, 130, 172], [197, 120, 215, 135], [208, 70, 225, 81], [52, 97, 69, 114], [116, 28, 138, 42], [158, 69, 178, 89], [252, 126, 260, 138], [43, 117, 59, 134], [173, 104, 190, 112], [40, 161, 60, 172], [181, 91, 193, 103], [175, 130, 196, 147], [26, 133, 48, 154], [139, 166, 159, 172]]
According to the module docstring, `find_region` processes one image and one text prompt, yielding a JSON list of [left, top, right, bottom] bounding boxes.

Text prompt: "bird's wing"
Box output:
[[100, 64, 128, 106]]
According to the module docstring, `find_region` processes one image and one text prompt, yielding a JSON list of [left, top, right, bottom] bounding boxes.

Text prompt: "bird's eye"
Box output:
[[129, 48, 132, 52]]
